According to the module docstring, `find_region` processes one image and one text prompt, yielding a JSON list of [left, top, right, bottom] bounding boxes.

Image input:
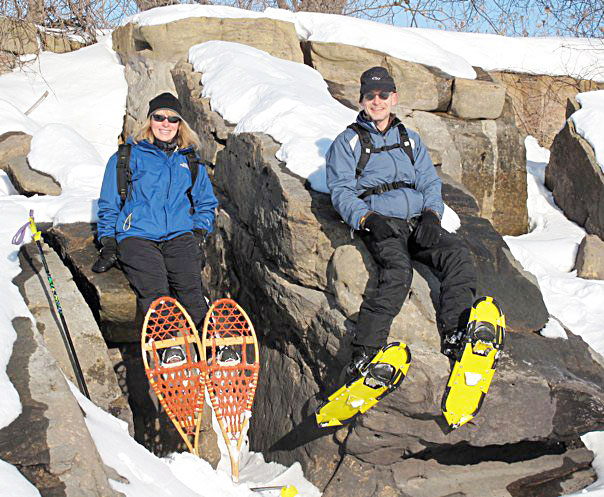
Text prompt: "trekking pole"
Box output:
[[12, 210, 90, 399]]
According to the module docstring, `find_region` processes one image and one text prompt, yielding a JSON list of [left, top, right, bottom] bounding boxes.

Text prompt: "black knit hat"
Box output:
[[147, 92, 182, 117], [360, 67, 396, 95]]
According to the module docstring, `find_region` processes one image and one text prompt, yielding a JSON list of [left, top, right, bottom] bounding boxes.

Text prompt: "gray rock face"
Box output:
[[47, 223, 138, 342], [112, 17, 303, 64], [0, 17, 38, 54], [122, 58, 180, 138], [0, 132, 61, 196], [450, 77, 506, 120], [440, 178, 545, 332], [545, 117, 604, 240], [575, 234, 604, 280], [172, 60, 234, 165], [0, 317, 125, 497], [407, 97, 528, 236], [392, 448, 595, 497], [206, 129, 603, 496], [7, 155, 62, 196], [307, 41, 452, 113], [39, 31, 84, 53], [14, 241, 133, 430], [490, 71, 604, 148], [0, 132, 31, 167]]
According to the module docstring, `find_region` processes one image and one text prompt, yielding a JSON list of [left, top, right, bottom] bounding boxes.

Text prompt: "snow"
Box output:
[[123, 5, 604, 82], [573, 90, 604, 173], [71, 383, 319, 497], [189, 40, 354, 194], [0, 4, 603, 496], [504, 137, 604, 357], [0, 460, 41, 497]]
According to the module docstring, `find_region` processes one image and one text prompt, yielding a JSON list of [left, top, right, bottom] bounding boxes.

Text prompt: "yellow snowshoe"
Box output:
[[442, 296, 506, 429], [316, 342, 411, 428]]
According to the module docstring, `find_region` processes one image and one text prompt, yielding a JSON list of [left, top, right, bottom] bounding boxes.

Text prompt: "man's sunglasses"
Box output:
[[363, 91, 392, 102], [151, 113, 181, 124]]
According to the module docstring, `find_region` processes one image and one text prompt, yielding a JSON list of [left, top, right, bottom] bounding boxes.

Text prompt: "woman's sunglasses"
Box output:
[[151, 113, 181, 124]]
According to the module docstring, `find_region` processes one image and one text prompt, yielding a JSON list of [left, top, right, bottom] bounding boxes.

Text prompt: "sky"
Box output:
[[0, 4, 603, 496]]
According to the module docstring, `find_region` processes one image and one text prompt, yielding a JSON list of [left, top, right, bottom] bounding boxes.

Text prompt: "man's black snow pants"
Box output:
[[117, 233, 208, 331], [354, 217, 476, 349]]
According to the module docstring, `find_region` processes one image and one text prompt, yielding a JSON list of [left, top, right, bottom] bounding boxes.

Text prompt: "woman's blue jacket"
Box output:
[[96, 139, 218, 243]]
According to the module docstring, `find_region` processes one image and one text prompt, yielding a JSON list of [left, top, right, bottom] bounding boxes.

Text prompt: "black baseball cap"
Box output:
[[360, 67, 396, 95], [148, 92, 182, 117]]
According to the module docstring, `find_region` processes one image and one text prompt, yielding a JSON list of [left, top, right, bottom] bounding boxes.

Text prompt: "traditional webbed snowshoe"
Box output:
[[441, 296, 506, 429], [315, 342, 411, 428]]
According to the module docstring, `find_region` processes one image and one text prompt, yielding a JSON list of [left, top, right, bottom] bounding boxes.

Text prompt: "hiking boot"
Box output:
[[341, 345, 379, 384], [470, 322, 497, 344], [442, 330, 465, 359], [364, 361, 396, 388], [215, 346, 241, 366], [161, 345, 186, 367]]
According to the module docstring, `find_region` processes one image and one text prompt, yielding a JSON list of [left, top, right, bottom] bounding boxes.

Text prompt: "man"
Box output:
[[326, 66, 476, 381]]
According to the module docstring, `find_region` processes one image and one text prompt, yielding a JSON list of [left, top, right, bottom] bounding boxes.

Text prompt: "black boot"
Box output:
[[442, 329, 466, 359], [341, 345, 380, 384]]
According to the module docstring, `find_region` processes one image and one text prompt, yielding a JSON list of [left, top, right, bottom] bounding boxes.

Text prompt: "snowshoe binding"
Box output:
[[315, 342, 411, 428]]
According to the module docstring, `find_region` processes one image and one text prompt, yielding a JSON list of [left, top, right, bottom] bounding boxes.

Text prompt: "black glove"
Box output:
[[92, 237, 118, 273], [414, 210, 441, 248], [193, 229, 208, 251], [363, 212, 395, 242]]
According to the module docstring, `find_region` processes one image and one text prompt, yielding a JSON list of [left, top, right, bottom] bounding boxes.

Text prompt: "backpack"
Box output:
[[116, 143, 200, 214], [347, 122, 415, 200]]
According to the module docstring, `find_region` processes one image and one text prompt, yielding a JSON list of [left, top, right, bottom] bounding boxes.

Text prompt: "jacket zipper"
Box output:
[[164, 151, 171, 240]]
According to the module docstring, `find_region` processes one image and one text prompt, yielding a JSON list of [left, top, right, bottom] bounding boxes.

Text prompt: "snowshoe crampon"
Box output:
[[315, 342, 411, 428], [442, 296, 506, 429]]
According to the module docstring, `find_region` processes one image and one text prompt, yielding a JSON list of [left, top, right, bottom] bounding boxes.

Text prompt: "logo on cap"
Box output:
[[371, 76, 381, 80]]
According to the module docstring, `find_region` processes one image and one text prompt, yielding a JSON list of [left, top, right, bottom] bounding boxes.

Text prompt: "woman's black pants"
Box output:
[[117, 233, 208, 331]]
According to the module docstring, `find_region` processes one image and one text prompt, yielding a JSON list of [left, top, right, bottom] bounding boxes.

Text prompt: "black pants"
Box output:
[[118, 233, 208, 331], [354, 217, 476, 349]]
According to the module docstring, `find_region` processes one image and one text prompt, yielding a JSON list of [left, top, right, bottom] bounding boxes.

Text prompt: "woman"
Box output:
[[93, 92, 218, 366]]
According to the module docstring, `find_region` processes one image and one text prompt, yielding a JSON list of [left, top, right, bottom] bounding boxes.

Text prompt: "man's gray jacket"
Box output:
[[326, 112, 444, 230]]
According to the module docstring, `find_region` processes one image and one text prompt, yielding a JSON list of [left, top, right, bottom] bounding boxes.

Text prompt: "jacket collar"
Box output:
[[126, 137, 194, 157], [356, 112, 401, 135]]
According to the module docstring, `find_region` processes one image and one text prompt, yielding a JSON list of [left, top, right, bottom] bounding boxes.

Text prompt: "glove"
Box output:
[[414, 210, 441, 248], [92, 237, 118, 273], [362, 212, 395, 242], [193, 229, 208, 251]]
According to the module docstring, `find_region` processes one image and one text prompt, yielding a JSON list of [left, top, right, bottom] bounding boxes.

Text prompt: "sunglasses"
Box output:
[[363, 91, 392, 102], [151, 113, 181, 124]]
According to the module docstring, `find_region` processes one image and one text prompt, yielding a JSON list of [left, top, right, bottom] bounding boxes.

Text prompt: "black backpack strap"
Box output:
[[182, 150, 200, 215], [358, 180, 415, 200], [398, 123, 415, 165], [347, 122, 415, 178], [116, 143, 132, 207], [347, 123, 373, 177]]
